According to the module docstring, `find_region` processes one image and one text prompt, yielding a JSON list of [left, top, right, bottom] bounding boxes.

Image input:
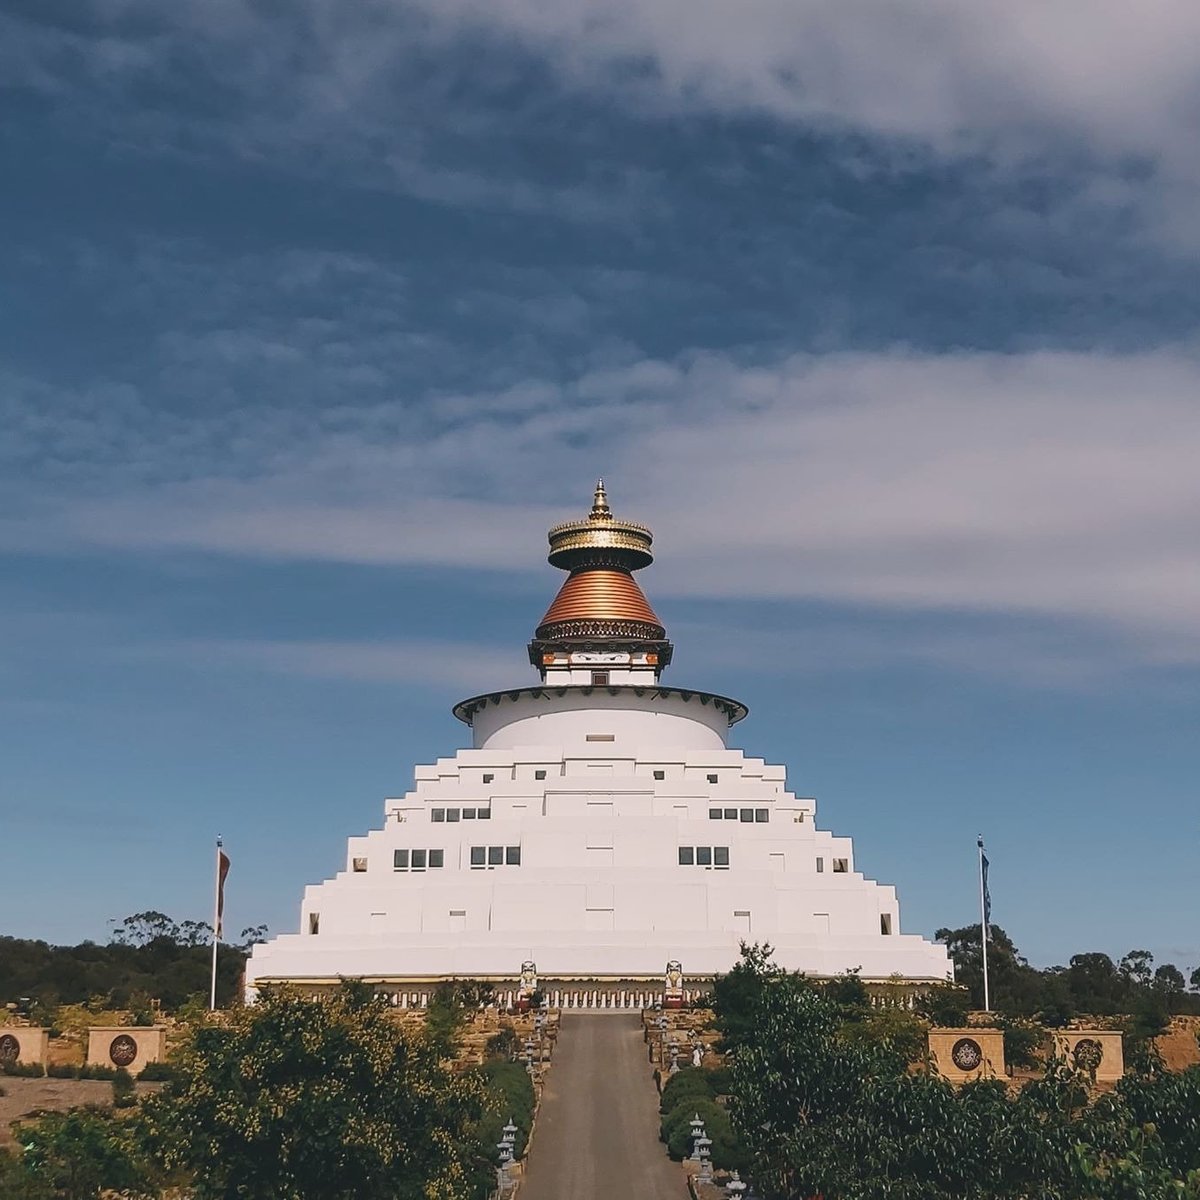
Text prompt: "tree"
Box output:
[[141, 980, 488, 1199], [14, 1107, 154, 1199], [1192, 965, 1200, 994], [1119, 949, 1154, 989], [1155, 963, 1186, 1012]]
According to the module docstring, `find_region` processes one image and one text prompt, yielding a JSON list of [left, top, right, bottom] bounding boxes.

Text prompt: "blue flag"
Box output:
[[979, 840, 991, 942]]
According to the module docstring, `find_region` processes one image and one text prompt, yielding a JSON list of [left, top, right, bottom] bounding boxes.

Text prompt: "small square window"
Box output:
[[678, 846, 694, 865], [653, 769, 665, 781], [393, 849, 409, 870], [591, 671, 609, 686], [429, 849, 444, 869], [431, 809, 445, 822], [488, 846, 503, 865], [755, 808, 769, 823], [535, 769, 547, 780], [724, 808, 737, 820], [447, 808, 460, 822], [505, 846, 521, 865], [483, 773, 494, 783], [709, 808, 722, 820], [463, 808, 476, 819], [470, 846, 485, 867], [696, 846, 713, 866], [714, 846, 730, 867], [412, 849, 427, 870], [740, 808, 753, 823], [833, 858, 848, 873], [478, 807, 491, 820], [352, 857, 368, 872], [816, 857, 824, 873], [707, 773, 718, 784]]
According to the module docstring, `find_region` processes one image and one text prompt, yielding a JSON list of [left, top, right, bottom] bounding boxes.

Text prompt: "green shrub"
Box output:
[[659, 1067, 716, 1114], [1000, 1018, 1043, 1069], [1, 1061, 46, 1078], [46, 1063, 78, 1079], [137, 1061, 176, 1082], [78, 1063, 116, 1080], [484, 1029, 518, 1061], [112, 1068, 136, 1108], [469, 1060, 536, 1164], [662, 1097, 745, 1170]]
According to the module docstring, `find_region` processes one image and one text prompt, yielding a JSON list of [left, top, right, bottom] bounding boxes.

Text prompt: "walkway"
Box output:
[[520, 1014, 686, 1200]]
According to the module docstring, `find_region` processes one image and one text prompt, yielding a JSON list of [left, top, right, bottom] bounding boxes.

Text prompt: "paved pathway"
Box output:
[[520, 1014, 686, 1200]]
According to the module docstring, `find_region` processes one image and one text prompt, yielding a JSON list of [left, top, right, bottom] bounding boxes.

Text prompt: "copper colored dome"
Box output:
[[537, 569, 664, 641]]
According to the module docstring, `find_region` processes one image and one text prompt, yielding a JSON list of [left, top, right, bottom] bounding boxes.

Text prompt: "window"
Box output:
[[755, 808, 769, 823], [447, 808, 460, 822], [478, 807, 491, 820], [470, 845, 520, 869], [463, 808, 476, 819], [713, 846, 730, 868], [394, 849, 409, 870], [483, 773, 494, 783], [586, 732, 614, 742], [707, 773, 718, 784], [432, 808, 445, 822], [505, 846, 521, 865], [880, 914, 893, 935], [653, 769, 665, 781], [696, 846, 713, 866], [411, 849, 427, 870], [470, 846, 486, 867], [681, 845, 730, 868], [430, 849, 444, 868], [678, 846, 695, 865], [740, 808, 754, 822], [816, 857, 824, 873], [535, 769, 547, 780], [395, 849, 443, 872], [352, 857, 368, 872], [308, 913, 320, 935], [488, 846, 503, 865], [591, 671, 609, 686], [723, 807, 737, 820], [709, 808, 722, 820], [833, 858, 848, 873]]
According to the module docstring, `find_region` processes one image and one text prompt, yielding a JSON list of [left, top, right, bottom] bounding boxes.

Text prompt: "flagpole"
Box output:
[[210, 836, 222, 1011], [977, 835, 990, 1013]]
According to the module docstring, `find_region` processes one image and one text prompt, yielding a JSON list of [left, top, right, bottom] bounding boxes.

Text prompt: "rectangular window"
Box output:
[[709, 808, 722, 820], [308, 913, 320, 935], [488, 845, 504, 866], [482, 773, 494, 783], [585, 732, 614, 741], [714, 846, 730, 868], [653, 769, 665, 780], [478, 807, 491, 820], [412, 849, 427, 870], [816, 857, 824, 873], [707, 773, 718, 784], [724, 808, 737, 820], [755, 808, 769, 823], [393, 849, 409, 870], [470, 846, 485, 867], [740, 808, 754, 822], [591, 671, 609, 686], [505, 845, 521, 865], [352, 857, 368, 872], [462, 808, 476, 819], [431, 808, 445, 822], [447, 808, 460, 822], [535, 769, 547, 780], [696, 846, 713, 866], [833, 858, 848, 873], [429, 849, 444, 869], [678, 846, 694, 865], [880, 914, 893, 935]]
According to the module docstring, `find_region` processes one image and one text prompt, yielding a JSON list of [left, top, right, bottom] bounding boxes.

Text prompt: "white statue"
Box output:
[[519, 960, 538, 995]]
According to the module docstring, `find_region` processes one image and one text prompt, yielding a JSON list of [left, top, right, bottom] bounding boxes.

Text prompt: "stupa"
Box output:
[[246, 484, 951, 1003]]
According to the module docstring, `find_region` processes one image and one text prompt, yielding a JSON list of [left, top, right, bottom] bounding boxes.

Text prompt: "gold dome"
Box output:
[[546, 479, 653, 570]]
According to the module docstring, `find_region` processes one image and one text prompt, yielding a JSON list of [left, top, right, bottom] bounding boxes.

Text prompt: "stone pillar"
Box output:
[[0, 1028, 50, 1068], [85, 1027, 166, 1071]]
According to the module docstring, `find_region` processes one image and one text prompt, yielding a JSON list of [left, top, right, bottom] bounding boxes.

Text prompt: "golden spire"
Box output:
[[590, 478, 610, 519], [546, 480, 653, 570]]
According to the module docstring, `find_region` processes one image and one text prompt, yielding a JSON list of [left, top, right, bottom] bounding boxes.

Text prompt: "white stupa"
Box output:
[[247, 484, 951, 1004]]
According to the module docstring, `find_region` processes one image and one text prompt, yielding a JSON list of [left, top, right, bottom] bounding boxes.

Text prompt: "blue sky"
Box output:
[[3, 1, 1200, 977]]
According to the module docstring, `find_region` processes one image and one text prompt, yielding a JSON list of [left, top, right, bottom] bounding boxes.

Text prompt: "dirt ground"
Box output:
[[0, 1078, 160, 1148], [1157, 1016, 1200, 1071]]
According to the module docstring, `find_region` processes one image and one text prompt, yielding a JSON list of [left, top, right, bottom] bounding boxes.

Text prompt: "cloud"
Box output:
[[8, 343, 1200, 675]]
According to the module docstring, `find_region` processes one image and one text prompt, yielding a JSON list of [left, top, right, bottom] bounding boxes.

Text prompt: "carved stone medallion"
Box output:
[[0, 1033, 20, 1064], [109, 1034, 138, 1068], [950, 1036, 983, 1071], [1072, 1038, 1104, 1072]]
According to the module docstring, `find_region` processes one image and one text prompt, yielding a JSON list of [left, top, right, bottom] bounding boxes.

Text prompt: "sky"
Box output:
[[2, 0, 1199, 977]]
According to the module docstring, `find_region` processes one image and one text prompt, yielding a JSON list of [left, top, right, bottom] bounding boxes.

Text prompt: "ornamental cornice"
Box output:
[[452, 683, 748, 726]]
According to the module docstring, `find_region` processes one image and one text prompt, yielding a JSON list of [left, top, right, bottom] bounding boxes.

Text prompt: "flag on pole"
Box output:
[[216, 843, 230, 938], [978, 838, 991, 941]]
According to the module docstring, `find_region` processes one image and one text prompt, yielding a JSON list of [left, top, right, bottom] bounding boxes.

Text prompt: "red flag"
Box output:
[[216, 849, 230, 938]]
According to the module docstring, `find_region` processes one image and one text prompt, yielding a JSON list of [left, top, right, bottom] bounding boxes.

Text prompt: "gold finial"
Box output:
[[590, 479, 610, 520]]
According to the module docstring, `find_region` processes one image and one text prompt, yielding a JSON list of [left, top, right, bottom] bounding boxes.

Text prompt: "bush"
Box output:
[[137, 1061, 176, 1082], [469, 1060, 536, 1164], [46, 1063, 78, 1078], [1, 1060, 46, 1078], [1000, 1018, 1043, 1070], [661, 1097, 745, 1170], [78, 1063, 116, 1080], [112, 1068, 136, 1108], [484, 1029, 518, 1061], [659, 1067, 717, 1114]]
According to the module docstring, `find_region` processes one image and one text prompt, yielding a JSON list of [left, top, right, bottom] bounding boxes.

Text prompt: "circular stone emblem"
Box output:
[[951, 1037, 984, 1071], [1073, 1038, 1104, 1072], [108, 1034, 138, 1068], [0, 1033, 20, 1064]]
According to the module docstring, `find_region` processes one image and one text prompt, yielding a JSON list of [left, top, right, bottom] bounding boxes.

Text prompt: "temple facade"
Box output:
[[246, 484, 951, 1002]]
